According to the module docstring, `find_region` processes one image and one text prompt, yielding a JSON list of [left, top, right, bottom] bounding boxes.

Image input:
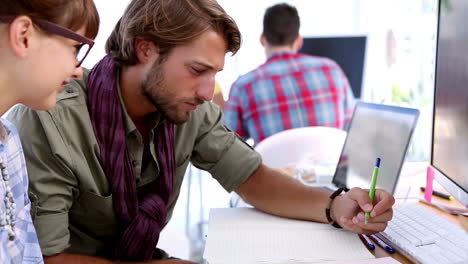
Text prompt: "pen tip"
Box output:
[[375, 158, 381, 168]]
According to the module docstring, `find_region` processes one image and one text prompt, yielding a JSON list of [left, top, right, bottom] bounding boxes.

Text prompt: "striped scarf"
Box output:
[[87, 54, 175, 261]]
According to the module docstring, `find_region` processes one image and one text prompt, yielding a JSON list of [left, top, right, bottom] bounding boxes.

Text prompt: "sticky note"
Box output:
[[425, 166, 435, 203]]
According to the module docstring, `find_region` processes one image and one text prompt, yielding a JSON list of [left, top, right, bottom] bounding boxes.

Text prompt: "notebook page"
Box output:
[[323, 257, 401, 264], [203, 208, 375, 264], [209, 257, 401, 264]]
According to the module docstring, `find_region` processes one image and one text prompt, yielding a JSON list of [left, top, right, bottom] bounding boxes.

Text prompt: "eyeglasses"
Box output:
[[0, 15, 94, 67]]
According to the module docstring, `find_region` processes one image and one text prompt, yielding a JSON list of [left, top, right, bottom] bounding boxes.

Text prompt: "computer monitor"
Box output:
[[299, 36, 366, 98], [431, 0, 468, 207]]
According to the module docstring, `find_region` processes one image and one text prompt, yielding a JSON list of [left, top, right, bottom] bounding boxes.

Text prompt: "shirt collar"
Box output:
[[266, 51, 296, 61]]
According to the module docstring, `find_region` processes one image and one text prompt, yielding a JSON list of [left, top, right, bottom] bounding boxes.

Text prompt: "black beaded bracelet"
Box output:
[[325, 187, 348, 229]]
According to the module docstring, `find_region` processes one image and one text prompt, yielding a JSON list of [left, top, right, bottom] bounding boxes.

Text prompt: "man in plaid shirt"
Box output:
[[224, 3, 356, 145]]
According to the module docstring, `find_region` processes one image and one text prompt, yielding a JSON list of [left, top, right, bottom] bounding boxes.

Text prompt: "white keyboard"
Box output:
[[378, 203, 468, 264]]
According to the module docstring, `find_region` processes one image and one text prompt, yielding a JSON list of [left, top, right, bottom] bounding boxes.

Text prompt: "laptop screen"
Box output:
[[332, 102, 420, 194]]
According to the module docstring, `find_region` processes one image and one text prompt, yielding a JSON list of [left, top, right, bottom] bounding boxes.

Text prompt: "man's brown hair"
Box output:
[[105, 0, 241, 66], [0, 0, 100, 40], [263, 3, 300, 46]]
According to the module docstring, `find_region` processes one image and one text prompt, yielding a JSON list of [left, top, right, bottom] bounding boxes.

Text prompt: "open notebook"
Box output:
[[203, 208, 399, 264]]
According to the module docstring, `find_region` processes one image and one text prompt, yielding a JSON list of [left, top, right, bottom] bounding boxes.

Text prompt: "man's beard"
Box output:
[[141, 59, 191, 124]]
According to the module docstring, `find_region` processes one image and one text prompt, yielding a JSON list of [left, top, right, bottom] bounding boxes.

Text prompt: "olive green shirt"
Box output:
[[7, 69, 262, 258]]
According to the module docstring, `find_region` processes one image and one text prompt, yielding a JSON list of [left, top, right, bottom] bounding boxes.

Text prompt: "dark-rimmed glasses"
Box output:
[[0, 15, 94, 67]]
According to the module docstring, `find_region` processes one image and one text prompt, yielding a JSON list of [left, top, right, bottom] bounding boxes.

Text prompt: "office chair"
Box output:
[[231, 126, 347, 207], [255, 126, 346, 168]]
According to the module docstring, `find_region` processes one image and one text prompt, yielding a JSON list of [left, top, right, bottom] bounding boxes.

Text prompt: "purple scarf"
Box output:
[[87, 55, 175, 261]]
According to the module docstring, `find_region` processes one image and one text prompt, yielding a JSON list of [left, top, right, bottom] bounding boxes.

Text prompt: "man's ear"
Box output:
[[135, 39, 158, 65], [8, 16, 35, 59], [260, 34, 267, 47], [293, 35, 303, 52]]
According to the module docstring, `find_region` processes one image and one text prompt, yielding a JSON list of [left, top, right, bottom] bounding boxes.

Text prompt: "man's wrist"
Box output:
[[325, 187, 346, 228], [330, 195, 342, 226]]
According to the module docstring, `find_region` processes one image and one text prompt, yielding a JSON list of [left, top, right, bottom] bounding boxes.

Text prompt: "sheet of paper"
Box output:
[[203, 208, 375, 264], [321, 257, 401, 264]]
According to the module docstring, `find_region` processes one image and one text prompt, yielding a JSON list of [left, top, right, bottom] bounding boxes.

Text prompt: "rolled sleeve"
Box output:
[[34, 212, 70, 255], [210, 134, 262, 192], [187, 103, 262, 192]]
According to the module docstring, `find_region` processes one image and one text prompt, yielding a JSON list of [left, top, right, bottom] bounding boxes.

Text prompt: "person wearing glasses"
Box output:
[[0, 0, 99, 263], [8, 0, 394, 263]]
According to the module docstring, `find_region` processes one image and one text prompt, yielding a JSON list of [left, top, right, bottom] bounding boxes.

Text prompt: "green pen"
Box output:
[[365, 157, 381, 224]]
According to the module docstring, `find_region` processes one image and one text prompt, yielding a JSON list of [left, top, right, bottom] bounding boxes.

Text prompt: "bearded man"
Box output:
[[7, 0, 395, 263]]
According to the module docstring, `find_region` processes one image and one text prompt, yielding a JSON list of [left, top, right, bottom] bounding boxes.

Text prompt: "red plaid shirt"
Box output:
[[224, 52, 355, 144]]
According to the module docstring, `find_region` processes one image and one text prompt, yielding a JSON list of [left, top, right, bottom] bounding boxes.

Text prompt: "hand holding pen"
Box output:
[[365, 158, 381, 224], [330, 157, 395, 234]]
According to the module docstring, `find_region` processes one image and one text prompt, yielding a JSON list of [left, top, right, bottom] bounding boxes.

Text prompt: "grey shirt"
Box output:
[[7, 69, 262, 258]]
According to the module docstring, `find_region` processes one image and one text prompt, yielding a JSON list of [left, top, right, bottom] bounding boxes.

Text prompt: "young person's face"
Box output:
[[141, 30, 227, 124], [21, 26, 84, 110]]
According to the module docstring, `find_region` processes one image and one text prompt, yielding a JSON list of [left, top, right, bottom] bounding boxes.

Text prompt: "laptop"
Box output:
[[321, 102, 420, 195]]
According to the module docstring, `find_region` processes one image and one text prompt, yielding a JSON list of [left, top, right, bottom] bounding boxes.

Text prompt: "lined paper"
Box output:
[[203, 208, 376, 264]]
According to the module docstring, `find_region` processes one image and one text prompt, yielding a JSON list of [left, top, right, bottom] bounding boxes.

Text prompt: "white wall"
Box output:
[[81, 0, 130, 69]]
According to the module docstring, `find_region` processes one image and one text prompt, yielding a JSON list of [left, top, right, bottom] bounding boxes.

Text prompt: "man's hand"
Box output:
[[331, 187, 395, 234]]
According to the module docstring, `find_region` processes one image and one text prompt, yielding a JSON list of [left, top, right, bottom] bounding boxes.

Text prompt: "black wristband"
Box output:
[[325, 187, 347, 229]]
